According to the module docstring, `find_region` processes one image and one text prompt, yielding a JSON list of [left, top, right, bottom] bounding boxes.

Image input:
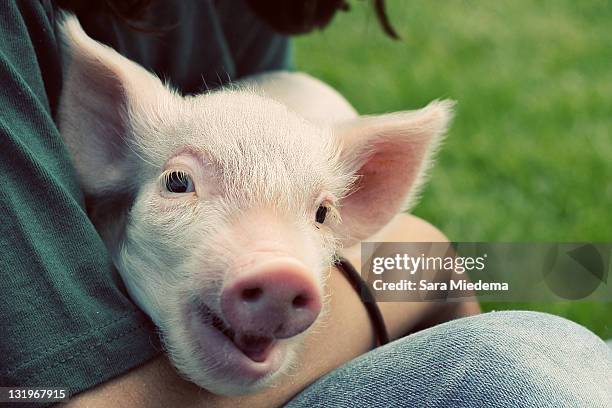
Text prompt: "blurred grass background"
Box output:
[[293, 0, 611, 338]]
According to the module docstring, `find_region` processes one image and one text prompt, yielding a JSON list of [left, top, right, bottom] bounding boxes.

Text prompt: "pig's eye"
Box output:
[[314, 201, 340, 227], [164, 171, 195, 194], [315, 205, 328, 224]]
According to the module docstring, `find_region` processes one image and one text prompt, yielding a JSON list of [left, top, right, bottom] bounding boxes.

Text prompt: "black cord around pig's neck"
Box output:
[[333, 256, 390, 347]]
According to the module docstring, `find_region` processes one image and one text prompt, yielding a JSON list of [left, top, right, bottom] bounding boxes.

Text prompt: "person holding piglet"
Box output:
[[1, 1, 610, 407]]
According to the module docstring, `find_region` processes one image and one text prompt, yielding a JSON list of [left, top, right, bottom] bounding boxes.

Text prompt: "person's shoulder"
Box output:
[[0, 0, 55, 26]]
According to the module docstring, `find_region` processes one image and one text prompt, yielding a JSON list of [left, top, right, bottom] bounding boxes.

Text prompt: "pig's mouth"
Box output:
[[201, 303, 236, 340], [197, 302, 278, 363]]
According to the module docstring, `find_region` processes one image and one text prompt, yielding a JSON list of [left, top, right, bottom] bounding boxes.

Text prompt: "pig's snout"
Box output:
[[221, 260, 322, 340]]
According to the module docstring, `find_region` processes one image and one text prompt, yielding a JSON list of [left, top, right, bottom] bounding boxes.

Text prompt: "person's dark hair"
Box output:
[[55, 0, 153, 22], [55, 0, 399, 39], [245, 0, 399, 39]]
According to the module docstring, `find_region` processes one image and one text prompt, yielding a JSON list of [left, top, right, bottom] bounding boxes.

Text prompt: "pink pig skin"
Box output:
[[58, 14, 453, 396]]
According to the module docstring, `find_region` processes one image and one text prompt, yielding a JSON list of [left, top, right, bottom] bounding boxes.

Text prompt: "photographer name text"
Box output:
[[369, 254, 509, 292]]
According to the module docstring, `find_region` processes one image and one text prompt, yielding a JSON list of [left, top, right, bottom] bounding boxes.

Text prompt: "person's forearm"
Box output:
[[342, 214, 481, 340], [63, 214, 479, 407], [63, 263, 478, 408], [63, 264, 377, 408]]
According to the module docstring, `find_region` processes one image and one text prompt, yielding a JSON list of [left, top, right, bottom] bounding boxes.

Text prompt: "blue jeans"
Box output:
[[286, 311, 612, 407]]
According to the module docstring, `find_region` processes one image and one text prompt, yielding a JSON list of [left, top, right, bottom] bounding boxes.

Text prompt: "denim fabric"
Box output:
[[287, 311, 612, 408]]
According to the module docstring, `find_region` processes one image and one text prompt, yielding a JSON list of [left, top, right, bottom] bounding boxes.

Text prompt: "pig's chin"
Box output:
[[186, 302, 290, 394]]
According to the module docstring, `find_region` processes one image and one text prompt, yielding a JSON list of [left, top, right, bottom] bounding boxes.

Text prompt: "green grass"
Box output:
[[294, 0, 612, 338]]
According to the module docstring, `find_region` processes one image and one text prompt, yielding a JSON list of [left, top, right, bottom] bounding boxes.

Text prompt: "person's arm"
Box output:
[[1, 3, 474, 406], [351, 214, 482, 339], [63, 214, 479, 408], [0, 0, 160, 398]]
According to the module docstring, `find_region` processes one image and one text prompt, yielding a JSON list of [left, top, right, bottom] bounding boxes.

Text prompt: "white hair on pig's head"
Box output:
[[58, 14, 453, 395]]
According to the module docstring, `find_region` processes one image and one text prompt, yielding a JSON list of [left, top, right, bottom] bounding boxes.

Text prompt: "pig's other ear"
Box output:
[[336, 100, 454, 246], [58, 14, 167, 195]]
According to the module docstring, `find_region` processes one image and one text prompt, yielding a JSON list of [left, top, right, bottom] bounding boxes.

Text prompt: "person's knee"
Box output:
[[412, 311, 612, 406], [287, 311, 611, 407], [438, 310, 608, 358]]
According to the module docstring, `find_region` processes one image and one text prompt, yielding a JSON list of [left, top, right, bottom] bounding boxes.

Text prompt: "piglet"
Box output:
[[58, 15, 453, 395]]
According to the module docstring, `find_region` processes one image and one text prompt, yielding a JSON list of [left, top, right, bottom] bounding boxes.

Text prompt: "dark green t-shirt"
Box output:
[[0, 0, 289, 401]]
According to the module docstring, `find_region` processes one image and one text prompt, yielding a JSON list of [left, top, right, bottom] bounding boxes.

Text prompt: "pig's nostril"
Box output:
[[292, 294, 309, 308], [241, 287, 263, 302]]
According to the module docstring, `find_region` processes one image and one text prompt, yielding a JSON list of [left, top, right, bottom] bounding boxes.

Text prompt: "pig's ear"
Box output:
[[58, 14, 166, 195], [336, 100, 454, 246]]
